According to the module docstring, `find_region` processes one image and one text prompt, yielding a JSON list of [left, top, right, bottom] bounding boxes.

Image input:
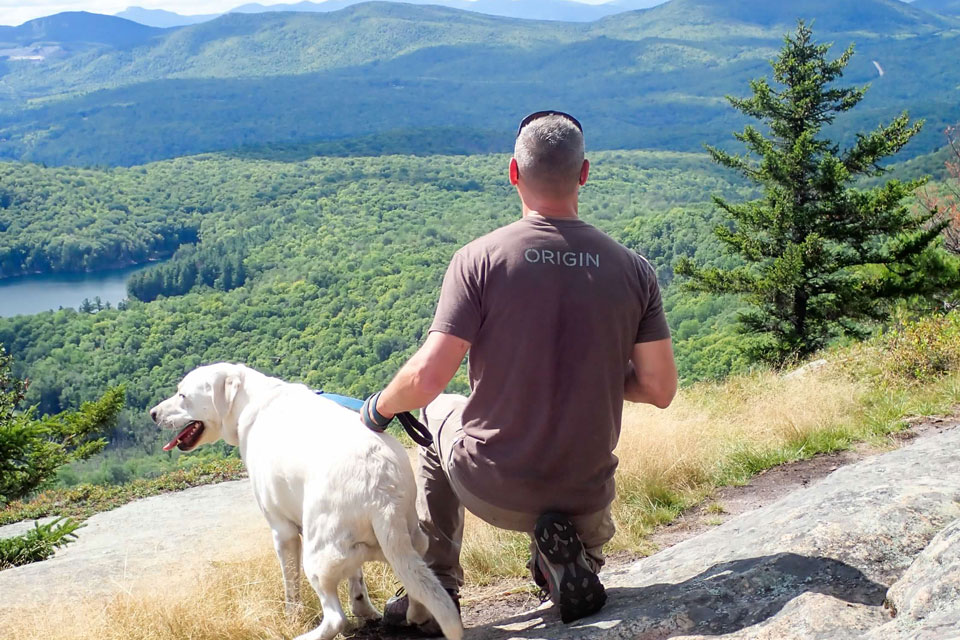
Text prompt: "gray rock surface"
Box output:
[[867, 517, 960, 639], [477, 426, 960, 639], [0, 479, 266, 608]]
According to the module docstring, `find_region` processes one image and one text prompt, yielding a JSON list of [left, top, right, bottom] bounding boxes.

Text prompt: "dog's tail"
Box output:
[[372, 506, 464, 640]]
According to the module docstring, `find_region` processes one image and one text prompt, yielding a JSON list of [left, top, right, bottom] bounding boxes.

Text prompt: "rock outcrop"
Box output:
[[479, 424, 960, 639], [0, 479, 265, 608], [868, 517, 960, 639]]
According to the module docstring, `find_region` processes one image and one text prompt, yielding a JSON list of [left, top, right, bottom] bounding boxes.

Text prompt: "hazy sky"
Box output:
[[1, 0, 616, 27]]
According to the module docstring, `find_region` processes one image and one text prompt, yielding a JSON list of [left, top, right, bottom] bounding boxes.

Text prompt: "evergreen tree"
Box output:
[[0, 346, 124, 504], [677, 22, 959, 364]]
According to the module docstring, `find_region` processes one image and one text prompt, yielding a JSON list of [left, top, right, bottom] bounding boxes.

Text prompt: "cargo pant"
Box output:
[[417, 394, 616, 592]]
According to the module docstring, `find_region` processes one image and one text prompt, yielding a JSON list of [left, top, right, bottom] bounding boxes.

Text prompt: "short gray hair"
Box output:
[[514, 115, 585, 196]]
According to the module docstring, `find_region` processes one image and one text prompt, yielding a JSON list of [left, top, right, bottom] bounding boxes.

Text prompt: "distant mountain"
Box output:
[[1, 0, 957, 166], [226, 0, 624, 22], [114, 0, 669, 27], [912, 0, 960, 15], [9, 4, 583, 89], [0, 11, 162, 48], [115, 7, 219, 28]]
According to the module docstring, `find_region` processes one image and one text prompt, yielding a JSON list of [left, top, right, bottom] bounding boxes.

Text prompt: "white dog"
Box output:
[[150, 363, 463, 640]]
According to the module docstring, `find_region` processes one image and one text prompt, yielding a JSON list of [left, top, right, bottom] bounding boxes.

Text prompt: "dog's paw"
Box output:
[[351, 599, 381, 622], [406, 598, 432, 626], [284, 600, 306, 621]]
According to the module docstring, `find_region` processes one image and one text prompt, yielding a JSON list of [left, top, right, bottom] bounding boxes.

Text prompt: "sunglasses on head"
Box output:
[[516, 110, 583, 137]]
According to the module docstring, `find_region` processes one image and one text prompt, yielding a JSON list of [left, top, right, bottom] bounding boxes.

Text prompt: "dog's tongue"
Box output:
[[162, 423, 194, 451]]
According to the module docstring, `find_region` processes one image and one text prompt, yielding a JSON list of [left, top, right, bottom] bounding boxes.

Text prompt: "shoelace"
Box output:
[[536, 586, 551, 603]]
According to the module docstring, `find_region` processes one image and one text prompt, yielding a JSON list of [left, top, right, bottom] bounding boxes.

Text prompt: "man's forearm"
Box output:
[[376, 356, 446, 419], [365, 331, 470, 423], [624, 362, 675, 408]]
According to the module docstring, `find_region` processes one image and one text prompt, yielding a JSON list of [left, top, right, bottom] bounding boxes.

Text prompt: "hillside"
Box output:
[[0, 0, 957, 165], [597, 0, 958, 37], [0, 149, 749, 444], [115, 7, 218, 28], [115, 0, 660, 27], [0, 5, 581, 94], [0, 12, 163, 49]]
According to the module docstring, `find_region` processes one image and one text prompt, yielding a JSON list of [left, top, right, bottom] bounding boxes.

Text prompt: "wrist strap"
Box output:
[[362, 391, 392, 431]]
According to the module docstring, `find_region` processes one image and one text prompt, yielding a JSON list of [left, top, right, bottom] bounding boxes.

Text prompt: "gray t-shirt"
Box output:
[[429, 214, 670, 515]]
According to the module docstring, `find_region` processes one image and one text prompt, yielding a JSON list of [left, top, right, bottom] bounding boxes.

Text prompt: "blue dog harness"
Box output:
[[315, 390, 433, 447]]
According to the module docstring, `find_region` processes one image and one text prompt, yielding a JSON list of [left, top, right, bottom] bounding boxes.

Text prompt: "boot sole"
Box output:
[[534, 512, 607, 623]]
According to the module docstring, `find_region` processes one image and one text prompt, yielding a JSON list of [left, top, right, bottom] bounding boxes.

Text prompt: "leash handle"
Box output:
[[397, 411, 434, 447]]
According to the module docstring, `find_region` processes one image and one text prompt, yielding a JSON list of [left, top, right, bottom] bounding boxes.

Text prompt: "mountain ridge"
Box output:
[[0, 0, 956, 166], [115, 6, 219, 28], [113, 0, 669, 28], [0, 11, 163, 48], [593, 0, 958, 39]]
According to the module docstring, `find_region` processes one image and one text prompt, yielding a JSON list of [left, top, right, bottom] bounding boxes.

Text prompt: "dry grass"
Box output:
[[5, 315, 960, 639]]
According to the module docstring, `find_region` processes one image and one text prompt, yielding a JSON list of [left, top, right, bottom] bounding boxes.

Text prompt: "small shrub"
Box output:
[[0, 458, 246, 526], [0, 517, 83, 569], [886, 312, 960, 381]]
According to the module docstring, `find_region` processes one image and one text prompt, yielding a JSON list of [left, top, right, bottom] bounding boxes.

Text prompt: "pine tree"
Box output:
[[676, 22, 959, 364], [0, 346, 124, 504]]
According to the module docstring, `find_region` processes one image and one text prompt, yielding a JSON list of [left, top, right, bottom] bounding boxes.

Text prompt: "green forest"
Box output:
[[0, 149, 757, 457]]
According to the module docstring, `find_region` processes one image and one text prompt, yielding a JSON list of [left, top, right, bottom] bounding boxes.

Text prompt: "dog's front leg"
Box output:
[[271, 521, 303, 618]]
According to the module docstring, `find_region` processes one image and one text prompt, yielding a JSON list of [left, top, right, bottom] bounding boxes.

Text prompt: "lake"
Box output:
[[0, 264, 157, 318]]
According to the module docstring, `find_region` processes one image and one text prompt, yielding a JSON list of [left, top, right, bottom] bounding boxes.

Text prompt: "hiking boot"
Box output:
[[533, 512, 607, 623], [528, 552, 550, 601], [382, 586, 461, 637]]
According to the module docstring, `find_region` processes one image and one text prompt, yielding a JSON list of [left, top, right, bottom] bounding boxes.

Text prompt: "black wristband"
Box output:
[[361, 391, 393, 432]]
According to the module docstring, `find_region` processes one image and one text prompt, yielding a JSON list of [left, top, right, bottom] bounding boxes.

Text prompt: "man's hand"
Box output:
[[625, 338, 677, 408]]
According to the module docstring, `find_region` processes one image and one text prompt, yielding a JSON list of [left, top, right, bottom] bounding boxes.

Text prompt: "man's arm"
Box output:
[[374, 331, 471, 419], [624, 338, 677, 409]]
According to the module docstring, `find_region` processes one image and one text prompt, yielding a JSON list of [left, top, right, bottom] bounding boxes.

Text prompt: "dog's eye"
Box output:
[[179, 393, 186, 399]]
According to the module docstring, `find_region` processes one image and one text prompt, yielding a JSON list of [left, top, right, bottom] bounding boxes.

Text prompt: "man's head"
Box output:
[[511, 112, 588, 201]]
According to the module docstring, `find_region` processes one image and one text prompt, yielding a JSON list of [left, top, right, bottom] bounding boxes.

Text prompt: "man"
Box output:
[[360, 111, 677, 634]]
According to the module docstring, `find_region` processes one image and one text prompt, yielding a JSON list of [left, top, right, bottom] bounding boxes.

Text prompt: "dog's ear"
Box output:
[[214, 370, 242, 420]]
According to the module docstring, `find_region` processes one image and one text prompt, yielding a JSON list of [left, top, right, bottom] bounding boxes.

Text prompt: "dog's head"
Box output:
[[150, 363, 245, 452]]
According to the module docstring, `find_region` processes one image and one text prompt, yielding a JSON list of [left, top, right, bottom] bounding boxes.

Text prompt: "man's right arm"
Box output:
[[624, 338, 677, 409]]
